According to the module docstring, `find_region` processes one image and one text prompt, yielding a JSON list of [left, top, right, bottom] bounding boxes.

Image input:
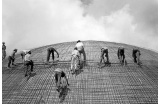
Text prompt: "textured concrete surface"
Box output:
[[2, 41, 158, 104]]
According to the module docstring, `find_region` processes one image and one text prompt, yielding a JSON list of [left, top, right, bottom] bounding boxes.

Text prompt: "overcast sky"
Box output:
[[2, 0, 158, 54]]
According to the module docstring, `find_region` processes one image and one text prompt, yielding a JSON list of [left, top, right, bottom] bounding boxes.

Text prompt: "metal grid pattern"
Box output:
[[2, 41, 158, 104]]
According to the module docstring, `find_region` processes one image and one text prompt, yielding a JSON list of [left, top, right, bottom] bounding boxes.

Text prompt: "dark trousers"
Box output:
[[133, 55, 137, 63], [79, 49, 86, 64], [46, 50, 54, 62], [55, 72, 61, 88], [2, 50, 6, 60], [119, 54, 125, 63], [8, 56, 14, 67], [24, 60, 34, 74], [134, 52, 140, 64]]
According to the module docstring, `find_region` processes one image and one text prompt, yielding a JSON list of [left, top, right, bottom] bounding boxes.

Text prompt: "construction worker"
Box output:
[[99, 47, 110, 65], [20, 50, 30, 63], [54, 68, 69, 92], [2, 42, 6, 60], [132, 49, 141, 65], [24, 51, 34, 77], [8, 49, 17, 68], [75, 40, 86, 66], [71, 47, 80, 74], [46, 47, 59, 64], [117, 47, 126, 65]]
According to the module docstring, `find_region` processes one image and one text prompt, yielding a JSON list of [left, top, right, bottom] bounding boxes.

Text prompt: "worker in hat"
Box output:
[[8, 49, 18, 68], [24, 51, 34, 77], [54, 68, 69, 92], [75, 40, 86, 66], [2, 42, 6, 60], [46, 47, 59, 64]]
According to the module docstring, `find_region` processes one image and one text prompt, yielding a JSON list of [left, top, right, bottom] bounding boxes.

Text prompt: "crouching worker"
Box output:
[[99, 47, 110, 66], [8, 49, 18, 68], [132, 49, 141, 65], [46, 47, 59, 64], [117, 47, 126, 66], [54, 68, 69, 92], [24, 51, 34, 77], [71, 47, 80, 74]]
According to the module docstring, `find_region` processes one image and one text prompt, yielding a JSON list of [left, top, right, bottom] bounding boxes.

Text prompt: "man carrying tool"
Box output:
[[132, 48, 141, 65], [8, 49, 18, 68], [24, 51, 34, 77], [2, 42, 6, 60], [75, 40, 86, 66], [46, 47, 59, 64], [117, 46, 126, 66]]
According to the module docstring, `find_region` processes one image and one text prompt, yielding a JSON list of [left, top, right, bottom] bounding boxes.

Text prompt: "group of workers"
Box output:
[[2, 40, 141, 93]]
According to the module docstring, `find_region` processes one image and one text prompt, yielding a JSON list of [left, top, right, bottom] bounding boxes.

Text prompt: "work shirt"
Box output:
[[55, 68, 62, 73], [132, 49, 141, 57], [24, 54, 31, 61], [101, 48, 108, 57], [23, 50, 30, 54], [118, 48, 124, 55], [72, 50, 80, 57], [2, 45, 6, 50], [10, 51, 16, 58], [76, 42, 84, 51]]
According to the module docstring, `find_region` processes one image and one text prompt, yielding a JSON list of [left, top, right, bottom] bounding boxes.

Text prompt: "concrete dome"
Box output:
[[2, 40, 158, 103]]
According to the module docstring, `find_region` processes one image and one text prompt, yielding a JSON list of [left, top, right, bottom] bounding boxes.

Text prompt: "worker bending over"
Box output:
[[8, 49, 17, 68], [46, 47, 59, 64]]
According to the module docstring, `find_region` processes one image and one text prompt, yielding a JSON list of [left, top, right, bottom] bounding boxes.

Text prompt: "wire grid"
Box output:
[[2, 41, 158, 104]]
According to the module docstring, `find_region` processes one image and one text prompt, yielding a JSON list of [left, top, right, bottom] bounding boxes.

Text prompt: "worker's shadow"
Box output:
[[59, 86, 71, 103], [30, 72, 36, 77], [74, 69, 83, 76], [27, 72, 36, 81]]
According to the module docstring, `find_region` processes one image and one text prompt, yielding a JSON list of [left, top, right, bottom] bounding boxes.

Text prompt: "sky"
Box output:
[[2, 0, 158, 54]]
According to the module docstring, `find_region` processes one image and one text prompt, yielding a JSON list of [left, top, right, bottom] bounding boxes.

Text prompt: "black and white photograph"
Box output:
[[2, 0, 158, 103]]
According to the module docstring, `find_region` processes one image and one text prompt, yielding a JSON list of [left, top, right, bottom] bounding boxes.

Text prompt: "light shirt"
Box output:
[[55, 68, 62, 72], [10, 51, 16, 58], [24, 54, 31, 61], [72, 50, 80, 57], [103, 47, 108, 50], [76, 42, 84, 51], [22, 50, 30, 54]]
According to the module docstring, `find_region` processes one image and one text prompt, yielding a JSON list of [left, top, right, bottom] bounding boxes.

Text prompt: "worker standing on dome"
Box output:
[[24, 51, 34, 77], [71, 47, 80, 74], [20, 50, 30, 64], [8, 49, 18, 68], [75, 40, 86, 66], [117, 47, 126, 66], [46, 47, 59, 64], [54, 68, 69, 93], [99, 47, 110, 66], [2, 42, 6, 60], [132, 48, 141, 65]]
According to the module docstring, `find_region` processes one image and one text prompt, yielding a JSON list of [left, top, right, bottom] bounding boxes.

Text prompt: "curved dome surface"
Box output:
[[2, 40, 158, 103]]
